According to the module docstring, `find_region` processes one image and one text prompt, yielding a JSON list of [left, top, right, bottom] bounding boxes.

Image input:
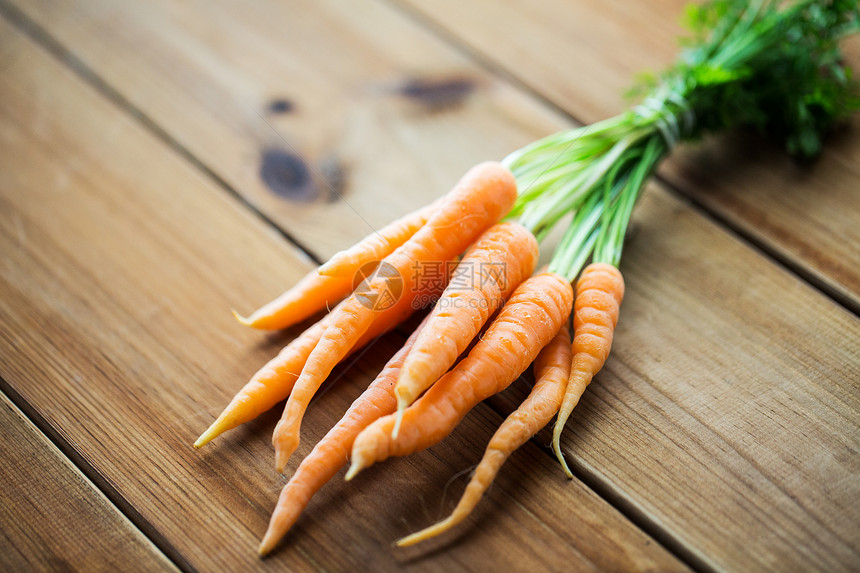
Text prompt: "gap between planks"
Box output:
[[383, 0, 860, 318], [525, 424, 713, 573], [0, 2, 706, 570], [0, 0, 324, 268], [0, 5, 312, 570], [0, 5, 324, 570], [481, 373, 714, 573], [0, 375, 198, 573]]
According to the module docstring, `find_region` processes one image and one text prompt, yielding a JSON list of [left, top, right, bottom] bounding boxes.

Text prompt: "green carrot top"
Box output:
[[504, 0, 859, 281]]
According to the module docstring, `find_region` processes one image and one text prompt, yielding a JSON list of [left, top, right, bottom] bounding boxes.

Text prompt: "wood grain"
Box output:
[[0, 393, 177, 572], [2, 0, 564, 265], [3, 1, 859, 571], [398, 0, 860, 309], [490, 183, 860, 572], [0, 14, 684, 573]]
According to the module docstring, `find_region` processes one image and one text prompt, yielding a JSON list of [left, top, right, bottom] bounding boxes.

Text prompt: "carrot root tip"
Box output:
[[258, 537, 275, 558], [316, 256, 357, 277], [395, 536, 416, 548], [344, 458, 364, 481], [551, 426, 574, 479], [273, 420, 301, 473], [315, 263, 340, 277], [391, 401, 407, 439], [193, 420, 224, 449], [274, 447, 292, 474], [396, 516, 456, 547], [231, 308, 254, 327]]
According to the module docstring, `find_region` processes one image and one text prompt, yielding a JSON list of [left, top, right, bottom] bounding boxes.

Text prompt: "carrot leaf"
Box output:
[[505, 0, 859, 280]]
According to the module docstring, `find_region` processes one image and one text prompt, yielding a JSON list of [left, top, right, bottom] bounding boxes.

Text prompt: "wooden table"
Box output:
[[1, 1, 858, 571]]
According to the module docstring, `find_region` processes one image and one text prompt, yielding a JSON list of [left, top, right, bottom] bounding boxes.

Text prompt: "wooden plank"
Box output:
[[0, 392, 177, 572], [497, 184, 860, 572], [2, 0, 565, 265], [396, 0, 860, 309], [5, 1, 859, 571], [0, 14, 685, 573]]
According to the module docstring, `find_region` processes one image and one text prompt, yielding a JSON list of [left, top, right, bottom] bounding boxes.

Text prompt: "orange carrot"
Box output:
[[236, 201, 438, 330], [194, 316, 329, 449], [233, 271, 352, 331], [272, 162, 517, 471], [196, 280, 437, 448], [346, 272, 573, 480], [552, 262, 624, 478], [395, 322, 572, 546], [318, 200, 440, 278], [258, 315, 430, 556], [392, 222, 539, 436]]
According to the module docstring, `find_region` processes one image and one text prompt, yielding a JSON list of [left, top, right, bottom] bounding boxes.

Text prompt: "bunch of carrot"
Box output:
[[195, 158, 627, 554], [194, 0, 858, 557]]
